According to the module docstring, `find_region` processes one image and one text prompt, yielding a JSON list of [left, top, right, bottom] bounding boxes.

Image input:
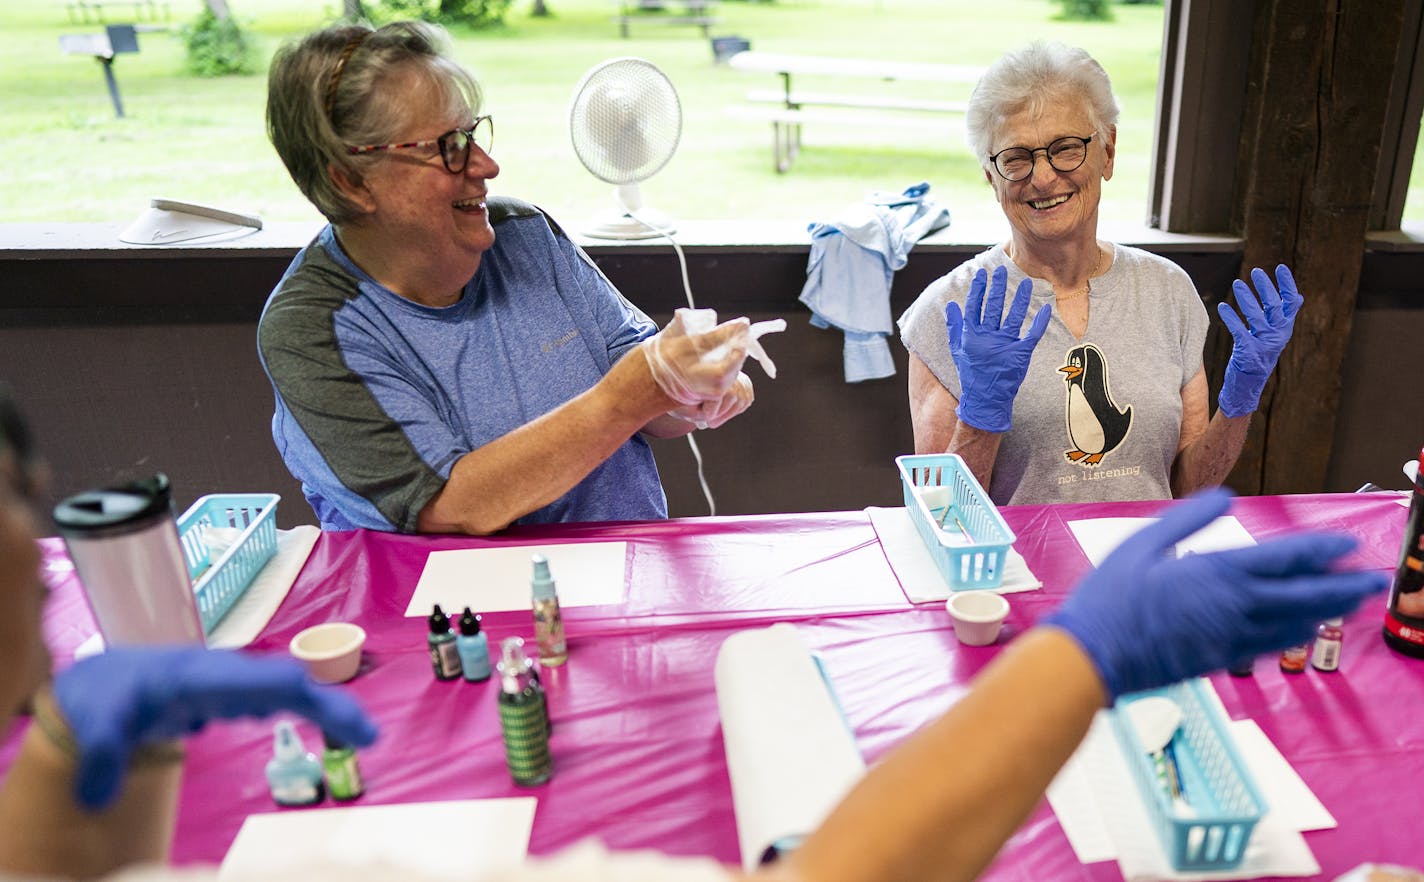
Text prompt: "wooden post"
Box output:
[[1226, 0, 1407, 493]]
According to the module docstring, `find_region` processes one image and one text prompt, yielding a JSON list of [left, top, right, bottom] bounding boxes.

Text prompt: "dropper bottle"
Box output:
[[428, 604, 462, 681], [531, 554, 568, 666], [496, 637, 552, 786], [266, 721, 324, 806]]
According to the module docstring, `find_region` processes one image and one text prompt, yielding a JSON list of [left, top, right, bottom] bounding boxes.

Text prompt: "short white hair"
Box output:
[[965, 41, 1121, 172]]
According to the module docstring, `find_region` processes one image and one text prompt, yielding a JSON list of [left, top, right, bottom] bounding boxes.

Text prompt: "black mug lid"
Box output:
[[53, 473, 174, 535]]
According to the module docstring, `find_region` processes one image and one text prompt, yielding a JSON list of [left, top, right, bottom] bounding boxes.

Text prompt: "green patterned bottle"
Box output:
[[497, 637, 552, 786]]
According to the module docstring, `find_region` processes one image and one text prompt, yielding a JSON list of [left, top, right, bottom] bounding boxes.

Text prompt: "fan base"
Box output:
[[581, 207, 677, 240]]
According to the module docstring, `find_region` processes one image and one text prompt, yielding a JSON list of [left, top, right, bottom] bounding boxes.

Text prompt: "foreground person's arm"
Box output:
[[0, 649, 376, 881], [0, 701, 182, 880], [781, 628, 1100, 882], [772, 488, 1386, 882]]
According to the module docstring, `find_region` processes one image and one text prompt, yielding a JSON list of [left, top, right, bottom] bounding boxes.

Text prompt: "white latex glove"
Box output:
[[643, 308, 752, 406], [670, 371, 755, 430]]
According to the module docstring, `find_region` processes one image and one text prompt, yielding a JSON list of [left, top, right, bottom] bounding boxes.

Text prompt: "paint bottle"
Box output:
[[456, 607, 492, 682], [266, 721, 324, 807], [497, 636, 552, 786], [531, 554, 568, 666], [505, 635, 551, 733], [1227, 658, 1254, 677], [1279, 642, 1309, 673], [1384, 446, 1424, 659], [428, 604, 462, 681], [322, 732, 365, 801], [1311, 618, 1344, 672]]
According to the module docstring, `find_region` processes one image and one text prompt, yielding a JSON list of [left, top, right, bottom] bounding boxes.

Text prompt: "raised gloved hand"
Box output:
[[1044, 488, 1388, 699], [670, 371, 754, 430], [1217, 264, 1302, 418], [944, 266, 1052, 433], [51, 646, 378, 809], [642, 308, 751, 407]]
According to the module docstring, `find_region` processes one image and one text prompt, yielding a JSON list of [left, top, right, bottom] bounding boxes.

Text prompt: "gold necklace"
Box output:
[[1053, 247, 1105, 303]]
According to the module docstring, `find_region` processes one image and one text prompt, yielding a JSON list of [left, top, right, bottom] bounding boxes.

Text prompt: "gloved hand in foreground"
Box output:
[[51, 646, 378, 809], [1044, 487, 1388, 699], [1217, 264, 1302, 418], [945, 266, 1052, 433], [642, 308, 751, 407]]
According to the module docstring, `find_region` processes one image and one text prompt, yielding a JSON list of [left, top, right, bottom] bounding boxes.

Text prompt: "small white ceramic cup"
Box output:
[[289, 622, 366, 684], [945, 591, 1010, 646]]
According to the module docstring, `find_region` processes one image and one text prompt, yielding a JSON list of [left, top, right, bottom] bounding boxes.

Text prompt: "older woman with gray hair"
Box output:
[[898, 41, 1301, 505], [260, 21, 757, 536]]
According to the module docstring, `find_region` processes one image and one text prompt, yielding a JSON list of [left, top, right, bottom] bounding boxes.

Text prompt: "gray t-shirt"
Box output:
[[898, 243, 1208, 505]]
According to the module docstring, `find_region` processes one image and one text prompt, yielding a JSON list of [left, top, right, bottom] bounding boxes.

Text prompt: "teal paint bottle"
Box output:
[[456, 607, 492, 682], [497, 636, 552, 786], [428, 604, 462, 681], [266, 721, 324, 807]]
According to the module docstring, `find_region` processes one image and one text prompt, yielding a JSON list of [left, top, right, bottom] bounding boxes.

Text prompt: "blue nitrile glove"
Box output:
[[52, 646, 378, 809], [1044, 488, 1388, 699], [944, 265, 1052, 433], [1217, 264, 1302, 418]]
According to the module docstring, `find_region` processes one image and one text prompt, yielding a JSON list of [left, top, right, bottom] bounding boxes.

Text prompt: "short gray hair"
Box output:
[[965, 41, 1120, 173], [266, 21, 483, 225]]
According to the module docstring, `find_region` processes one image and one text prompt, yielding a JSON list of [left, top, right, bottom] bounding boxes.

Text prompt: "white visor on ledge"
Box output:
[[119, 198, 263, 246]]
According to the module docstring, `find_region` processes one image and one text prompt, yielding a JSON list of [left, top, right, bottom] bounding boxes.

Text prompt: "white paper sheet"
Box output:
[[866, 506, 1040, 602], [1066, 516, 1256, 569], [219, 798, 536, 879], [209, 525, 320, 648], [405, 542, 627, 617], [715, 624, 866, 871], [1047, 679, 1329, 880]]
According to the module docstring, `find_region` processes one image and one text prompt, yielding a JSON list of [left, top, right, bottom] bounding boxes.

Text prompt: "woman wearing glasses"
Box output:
[[898, 42, 1299, 505], [260, 22, 756, 535]]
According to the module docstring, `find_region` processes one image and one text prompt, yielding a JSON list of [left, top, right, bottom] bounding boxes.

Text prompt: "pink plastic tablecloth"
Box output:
[[11, 493, 1424, 881]]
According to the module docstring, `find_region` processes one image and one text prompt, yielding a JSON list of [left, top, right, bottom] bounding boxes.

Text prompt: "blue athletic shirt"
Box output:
[[257, 197, 667, 532]]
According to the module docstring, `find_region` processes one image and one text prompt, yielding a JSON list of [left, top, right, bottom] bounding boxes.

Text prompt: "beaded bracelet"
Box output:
[[29, 688, 186, 768]]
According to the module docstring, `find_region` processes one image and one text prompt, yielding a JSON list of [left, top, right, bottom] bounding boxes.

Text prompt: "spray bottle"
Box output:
[[497, 636, 552, 786], [531, 554, 568, 666]]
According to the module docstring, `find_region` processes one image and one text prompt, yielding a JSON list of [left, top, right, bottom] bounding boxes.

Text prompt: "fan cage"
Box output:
[[570, 57, 682, 186]]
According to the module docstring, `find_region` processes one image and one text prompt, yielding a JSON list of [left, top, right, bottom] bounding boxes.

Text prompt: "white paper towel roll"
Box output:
[[714, 624, 866, 871]]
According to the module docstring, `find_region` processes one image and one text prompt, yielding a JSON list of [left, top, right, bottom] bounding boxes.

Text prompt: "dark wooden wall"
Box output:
[[0, 242, 1250, 529]]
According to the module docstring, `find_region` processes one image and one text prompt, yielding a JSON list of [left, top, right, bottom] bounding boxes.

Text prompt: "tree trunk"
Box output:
[[205, 0, 231, 18], [532, 0, 551, 16], [343, 0, 363, 19]]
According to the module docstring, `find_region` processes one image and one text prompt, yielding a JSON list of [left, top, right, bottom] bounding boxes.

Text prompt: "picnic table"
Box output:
[[58, 22, 140, 118], [726, 51, 985, 172], [64, 0, 169, 24], [613, 0, 719, 37]]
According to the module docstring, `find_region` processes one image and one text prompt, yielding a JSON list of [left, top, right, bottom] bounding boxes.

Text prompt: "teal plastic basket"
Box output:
[[176, 493, 280, 635], [1110, 680, 1267, 871], [896, 454, 1015, 590]]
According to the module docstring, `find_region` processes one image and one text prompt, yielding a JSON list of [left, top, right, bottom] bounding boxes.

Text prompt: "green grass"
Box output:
[[3, 0, 1176, 227]]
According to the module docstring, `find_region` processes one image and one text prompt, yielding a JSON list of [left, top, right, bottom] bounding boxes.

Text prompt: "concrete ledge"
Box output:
[[0, 219, 1244, 259]]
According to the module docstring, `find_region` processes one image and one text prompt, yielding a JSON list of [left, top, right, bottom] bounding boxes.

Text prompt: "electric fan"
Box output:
[[569, 57, 682, 240]]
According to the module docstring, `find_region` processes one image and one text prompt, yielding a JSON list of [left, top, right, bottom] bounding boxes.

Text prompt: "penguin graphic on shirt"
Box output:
[[1058, 344, 1132, 466]]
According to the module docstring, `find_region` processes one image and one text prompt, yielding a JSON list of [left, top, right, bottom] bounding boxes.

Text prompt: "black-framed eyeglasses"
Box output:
[[347, 115, 494, 174], [988, 133, 1095, 182]]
